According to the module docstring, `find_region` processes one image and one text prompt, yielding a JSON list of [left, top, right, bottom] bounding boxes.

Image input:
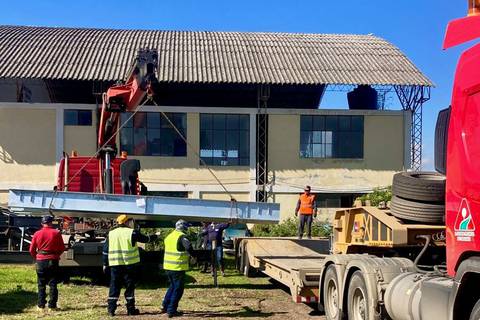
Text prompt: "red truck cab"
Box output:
[[444, 13, 480, 277]]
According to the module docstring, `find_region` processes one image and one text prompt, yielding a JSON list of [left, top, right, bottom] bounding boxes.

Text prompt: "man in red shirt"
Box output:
[[29, 216, 65, 310]]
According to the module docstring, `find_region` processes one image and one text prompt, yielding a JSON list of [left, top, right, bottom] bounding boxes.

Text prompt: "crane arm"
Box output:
[[97, 49, 158, 193], [98, 49, 158, 150]]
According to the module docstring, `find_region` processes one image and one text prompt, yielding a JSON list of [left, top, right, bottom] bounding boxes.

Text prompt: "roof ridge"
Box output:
[[0, 25, 382, 39]]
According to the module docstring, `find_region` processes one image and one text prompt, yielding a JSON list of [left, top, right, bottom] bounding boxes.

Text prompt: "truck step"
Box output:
[[8, 189, 280, 224]]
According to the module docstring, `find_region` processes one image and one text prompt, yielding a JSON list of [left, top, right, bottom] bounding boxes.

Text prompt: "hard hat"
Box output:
[[41, 215, 54, 225], [117, 214, 129, 225], [175, 219, 189, 231]]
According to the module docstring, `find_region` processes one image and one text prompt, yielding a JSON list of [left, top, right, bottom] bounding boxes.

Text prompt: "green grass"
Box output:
[[0, 261, 279, 320]]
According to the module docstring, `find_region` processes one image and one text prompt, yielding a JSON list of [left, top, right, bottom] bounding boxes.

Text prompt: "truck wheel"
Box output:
[[323, 265, 341, 320], [347, 271, 369, 320], [390, 195, 444, 224], [392, 171, 445, 203], [470, 299, 480, 320]]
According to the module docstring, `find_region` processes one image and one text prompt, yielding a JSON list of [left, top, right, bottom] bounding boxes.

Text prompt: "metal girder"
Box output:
[[394, 85, 431, 171], [256, 84, 273, 202], [8, 189, 280, 224]]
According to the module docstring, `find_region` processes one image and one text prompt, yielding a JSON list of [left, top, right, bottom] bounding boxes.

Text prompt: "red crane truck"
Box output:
[[235, 2, 480, 319]]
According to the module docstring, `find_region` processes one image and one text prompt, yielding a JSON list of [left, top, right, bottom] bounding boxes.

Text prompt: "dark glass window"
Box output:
[[64, 110, 92, 126], [315, 193, 362, 208], [120, 112, 187, 156], [300, 115, 363, 159], [200, 114, 249, 166]]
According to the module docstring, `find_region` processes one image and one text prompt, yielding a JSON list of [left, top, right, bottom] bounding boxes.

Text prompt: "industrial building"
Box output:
[[0, 26, 432, 220]]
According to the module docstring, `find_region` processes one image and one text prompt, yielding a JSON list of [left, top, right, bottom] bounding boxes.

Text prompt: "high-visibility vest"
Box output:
[[108, 227, 140, 266], [299, 193, 315, 215], [163, 230, 189, 271]]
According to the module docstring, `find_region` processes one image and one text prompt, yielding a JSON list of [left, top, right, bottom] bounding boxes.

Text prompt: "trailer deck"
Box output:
[[237, 237, 330, 303]]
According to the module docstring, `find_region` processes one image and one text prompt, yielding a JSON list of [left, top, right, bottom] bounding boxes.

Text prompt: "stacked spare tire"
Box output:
[[390, 172, 446, 225]]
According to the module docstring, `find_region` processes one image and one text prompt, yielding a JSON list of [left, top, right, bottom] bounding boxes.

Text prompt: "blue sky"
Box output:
[[1, 0, 472, 169]]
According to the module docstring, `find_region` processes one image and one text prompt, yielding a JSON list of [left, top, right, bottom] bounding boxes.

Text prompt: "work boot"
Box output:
[[108, 311, 115, 317], [127, 308, 140, 316], [168, 311, 184, 318]]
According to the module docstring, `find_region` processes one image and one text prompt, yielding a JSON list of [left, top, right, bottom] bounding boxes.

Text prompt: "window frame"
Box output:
[[300, 115, 364, 159], [199, 113, 250, 167], [119, 112, 187, 157], [64, 109, 93, 126]]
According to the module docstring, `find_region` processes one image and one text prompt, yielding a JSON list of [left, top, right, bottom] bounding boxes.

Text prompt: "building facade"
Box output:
[[0, 102, 410, 221], [0, 26, 431, 221]]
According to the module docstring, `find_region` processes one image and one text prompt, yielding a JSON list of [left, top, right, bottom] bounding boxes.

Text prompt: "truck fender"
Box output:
[[450, 256, 480, 320], [341, 256, 414, 320], [318, 254, 372, 314]]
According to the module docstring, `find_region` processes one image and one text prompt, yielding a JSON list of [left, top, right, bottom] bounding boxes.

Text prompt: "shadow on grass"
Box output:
[[185, 283, 275, 290], [0, 288, 37, 314], [183, 306, 284, 318]]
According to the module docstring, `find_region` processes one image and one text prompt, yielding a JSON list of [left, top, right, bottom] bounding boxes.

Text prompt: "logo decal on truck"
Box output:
[[455, 198, 475, 242]]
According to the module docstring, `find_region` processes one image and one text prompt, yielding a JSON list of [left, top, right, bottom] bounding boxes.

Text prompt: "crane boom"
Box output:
[[97, 49, 158, 193]]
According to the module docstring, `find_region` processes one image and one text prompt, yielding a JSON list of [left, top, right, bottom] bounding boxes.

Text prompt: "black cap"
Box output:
[[41, 216, 54, 224]]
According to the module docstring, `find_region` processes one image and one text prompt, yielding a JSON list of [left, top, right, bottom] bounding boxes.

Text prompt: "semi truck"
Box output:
[[236, 2, 480, 319]]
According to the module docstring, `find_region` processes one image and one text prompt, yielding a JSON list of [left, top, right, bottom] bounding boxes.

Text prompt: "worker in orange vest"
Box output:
[[294, 185, 317, 239]]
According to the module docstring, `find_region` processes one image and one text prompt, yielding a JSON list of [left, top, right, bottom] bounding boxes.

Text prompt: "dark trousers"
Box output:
[[108, 265, 137, 313], [162, 270, 185, 315], [36, 259, 60, 308], [298, 214, 313, 238], [214, 246, 224, 272]]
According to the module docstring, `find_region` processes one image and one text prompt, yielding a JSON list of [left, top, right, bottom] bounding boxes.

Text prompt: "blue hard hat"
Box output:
[[175, 219, 189, 231], [41, 216, 54, 224]]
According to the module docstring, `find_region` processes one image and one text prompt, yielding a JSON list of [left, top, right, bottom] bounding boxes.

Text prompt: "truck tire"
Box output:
[[347, 271, 369, 320], [323, 265, 342, 320], [392, 171, 445, 203], [390, 196, 444, 224], [470, 299, 480, 320]]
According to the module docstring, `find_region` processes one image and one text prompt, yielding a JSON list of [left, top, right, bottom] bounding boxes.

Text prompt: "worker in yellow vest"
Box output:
[[103, 214, 158, 317], [294, 185, 317, 239], [161, 219, 193, 318]]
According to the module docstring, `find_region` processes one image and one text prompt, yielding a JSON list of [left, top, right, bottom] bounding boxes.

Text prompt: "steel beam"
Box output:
[[8, 189, 280, 224]]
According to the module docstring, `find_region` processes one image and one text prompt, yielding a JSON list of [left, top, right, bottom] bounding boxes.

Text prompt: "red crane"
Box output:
[[57, 49, 159, 195]]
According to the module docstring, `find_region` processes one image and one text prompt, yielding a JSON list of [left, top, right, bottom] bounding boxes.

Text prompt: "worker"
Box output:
[[29, 215, 66, 311], [162, 219, 194, 318], [199, 222, 210, 273], [103, 214, 158, 317], [294, 185, 317, 239], [205, 221, 230, 276]]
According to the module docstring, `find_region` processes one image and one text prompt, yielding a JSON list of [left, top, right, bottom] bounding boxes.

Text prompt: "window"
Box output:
[[300, 115, 364, 159], [200, 114, 250, 166], [147, 191, 188, 198], [315, 193, 361, 208], [120, 112, 187, 156], [64, 110, 92, 126]]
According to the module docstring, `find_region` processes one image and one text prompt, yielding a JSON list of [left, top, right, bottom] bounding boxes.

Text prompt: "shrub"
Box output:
[[251, 218, 332, 238], [144, 227, 202, 251], [356, 186, 392, 207]]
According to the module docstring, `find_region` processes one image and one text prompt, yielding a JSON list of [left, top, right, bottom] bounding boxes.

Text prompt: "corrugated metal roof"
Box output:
[[0, 25, 432, 86]]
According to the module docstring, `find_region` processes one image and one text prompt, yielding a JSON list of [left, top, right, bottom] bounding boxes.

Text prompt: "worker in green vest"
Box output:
[[103, 214, 158, 317], [161, 219, 193, 318]]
